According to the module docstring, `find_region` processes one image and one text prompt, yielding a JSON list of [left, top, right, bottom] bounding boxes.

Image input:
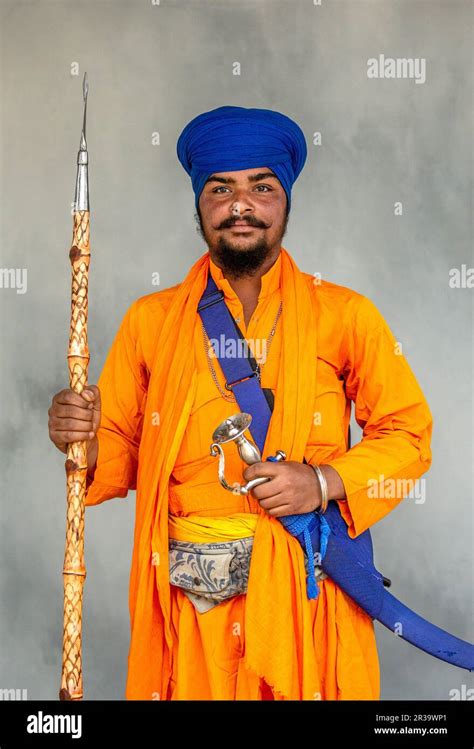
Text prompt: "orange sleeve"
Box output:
[[84, 300, 148, 507], [324, 295, 433, 538]]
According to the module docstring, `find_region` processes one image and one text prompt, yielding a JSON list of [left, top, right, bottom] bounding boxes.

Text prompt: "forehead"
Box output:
[[211, 167, 272, 177], [205, 168, 280, 185]]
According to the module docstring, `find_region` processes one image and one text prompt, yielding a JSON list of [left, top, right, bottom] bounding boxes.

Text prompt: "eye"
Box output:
[[211, 184, 273, 194]]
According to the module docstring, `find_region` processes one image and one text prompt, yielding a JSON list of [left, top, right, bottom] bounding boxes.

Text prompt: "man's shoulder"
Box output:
[[303, 272, 366, 312], [302, 272, 387, 335], [119, 284, 183, 368], [127, 282, 182, 321]]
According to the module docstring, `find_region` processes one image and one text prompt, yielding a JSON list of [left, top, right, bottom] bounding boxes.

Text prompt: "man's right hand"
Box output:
[[48, 386, 101, 480]]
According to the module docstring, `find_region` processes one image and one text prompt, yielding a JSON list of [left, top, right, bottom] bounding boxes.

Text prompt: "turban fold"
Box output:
[[176, 105, 307, 212]]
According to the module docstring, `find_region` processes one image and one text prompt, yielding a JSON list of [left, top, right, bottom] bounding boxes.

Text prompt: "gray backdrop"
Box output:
[[0, 0, 472, 701]]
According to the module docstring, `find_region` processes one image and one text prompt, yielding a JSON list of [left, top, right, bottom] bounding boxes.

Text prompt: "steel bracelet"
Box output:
[[311, 463, 329, 514]]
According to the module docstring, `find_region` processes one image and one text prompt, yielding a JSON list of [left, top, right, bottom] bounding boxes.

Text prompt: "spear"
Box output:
[[59, 72, 90, 701]]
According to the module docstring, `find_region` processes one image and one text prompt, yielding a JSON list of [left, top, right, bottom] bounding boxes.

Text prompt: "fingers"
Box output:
[[258, 497, 292, 517], [256, 492, 286, 509], [243, 461, 281, 482], [49, 419, 96, 439], [48, 386, 101, 424], [49, 430, 95, 455], [81, 385, 101, 407], [56, 431, 95, 443], [51, 386, 100, 410], [48, 387, 101, 453], [49, 416, 94, 432], [249, 478, 282, 500], [49, 404, 94, 421]]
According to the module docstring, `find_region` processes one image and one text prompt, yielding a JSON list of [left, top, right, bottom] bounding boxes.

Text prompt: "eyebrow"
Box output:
[[204, 171, 278, 186]]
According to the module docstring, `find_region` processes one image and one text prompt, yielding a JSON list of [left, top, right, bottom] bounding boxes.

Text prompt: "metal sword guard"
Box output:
[[210, 413, 286, 494]]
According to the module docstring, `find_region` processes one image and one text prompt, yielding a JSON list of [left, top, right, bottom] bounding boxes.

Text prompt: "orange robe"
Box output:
[[85, 247, 433, 700]]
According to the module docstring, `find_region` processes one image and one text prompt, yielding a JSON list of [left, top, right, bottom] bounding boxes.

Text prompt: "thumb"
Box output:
[[82, 385, 101, 434], [81, 384, 101, 407]]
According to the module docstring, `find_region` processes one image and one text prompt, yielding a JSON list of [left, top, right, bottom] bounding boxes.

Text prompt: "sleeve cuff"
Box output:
[[84, 478, 129, 507], [324, 454, 430, 539], [83, 427, 137, 507]]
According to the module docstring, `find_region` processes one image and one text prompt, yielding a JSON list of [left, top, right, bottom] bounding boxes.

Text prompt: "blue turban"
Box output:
[[176, 105, 307, 213]]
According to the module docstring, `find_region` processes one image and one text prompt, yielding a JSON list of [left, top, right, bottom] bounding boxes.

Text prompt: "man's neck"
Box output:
[[210, 248, 281, 304], [210, 247, 281, 328]]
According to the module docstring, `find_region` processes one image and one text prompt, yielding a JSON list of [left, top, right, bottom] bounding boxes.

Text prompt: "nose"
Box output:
[[230, 199, 254, 219], [231, 201, 243, 217]]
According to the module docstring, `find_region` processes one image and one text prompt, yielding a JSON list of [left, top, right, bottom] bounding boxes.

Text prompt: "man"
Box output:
[[48, 106, 433, 700]]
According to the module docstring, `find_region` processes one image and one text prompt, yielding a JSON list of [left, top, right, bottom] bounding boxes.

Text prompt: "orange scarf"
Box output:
[[125, 246, 322, 700]]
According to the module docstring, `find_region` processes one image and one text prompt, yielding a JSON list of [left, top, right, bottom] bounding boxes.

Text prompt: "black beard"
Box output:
[[212, 236, 274, 278], [195, 210, 289, 279]]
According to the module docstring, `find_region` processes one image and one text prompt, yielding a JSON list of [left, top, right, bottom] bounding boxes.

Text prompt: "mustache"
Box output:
[[219, 217, 268, 229]]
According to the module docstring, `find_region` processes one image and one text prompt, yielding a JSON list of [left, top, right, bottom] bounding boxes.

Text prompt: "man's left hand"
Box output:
[[242, 460, 321, 517]]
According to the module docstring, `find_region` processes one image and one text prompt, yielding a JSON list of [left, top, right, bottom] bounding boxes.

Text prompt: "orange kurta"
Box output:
[[84, 246, 433, 700]]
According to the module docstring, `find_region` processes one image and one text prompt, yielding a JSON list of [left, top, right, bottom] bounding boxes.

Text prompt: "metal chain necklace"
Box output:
[[201, 301, 283, 402]]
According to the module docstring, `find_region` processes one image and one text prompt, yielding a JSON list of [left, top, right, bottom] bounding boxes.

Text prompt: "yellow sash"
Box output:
[[168, 512, 259, 543]]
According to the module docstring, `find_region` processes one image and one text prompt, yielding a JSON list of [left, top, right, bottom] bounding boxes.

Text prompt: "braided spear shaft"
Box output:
[[59, 73, 90, 701]]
